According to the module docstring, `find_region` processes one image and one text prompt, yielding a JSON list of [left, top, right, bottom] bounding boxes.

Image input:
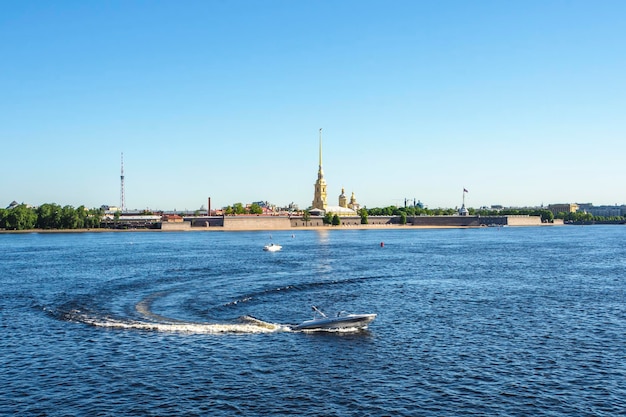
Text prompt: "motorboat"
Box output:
[[263, 243, 282, 252], [293, 306, 376, 331]]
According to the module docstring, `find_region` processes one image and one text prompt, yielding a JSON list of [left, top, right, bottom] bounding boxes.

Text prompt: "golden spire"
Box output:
[[318, 128, 324, 178], [312, 128, 328, 210]]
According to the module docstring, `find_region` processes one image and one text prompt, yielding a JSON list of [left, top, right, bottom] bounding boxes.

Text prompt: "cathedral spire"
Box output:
[[318, 128, 323, 177], [312, 128, 327, 210]]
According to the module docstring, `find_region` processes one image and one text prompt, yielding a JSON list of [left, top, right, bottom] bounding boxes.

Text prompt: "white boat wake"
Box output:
[[62, 309, 289, 334], [58, 296, 375, 335]]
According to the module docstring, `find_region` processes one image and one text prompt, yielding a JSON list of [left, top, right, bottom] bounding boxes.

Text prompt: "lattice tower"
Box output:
[[120, 152, 126, 212]]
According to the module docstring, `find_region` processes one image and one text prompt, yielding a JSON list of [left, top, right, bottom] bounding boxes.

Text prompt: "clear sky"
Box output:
[[1, 0, 624, 211]]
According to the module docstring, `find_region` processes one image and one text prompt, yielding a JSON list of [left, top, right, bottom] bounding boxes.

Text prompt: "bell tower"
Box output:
[[312, 128, 327, 210], [348, 191, 359, 211], [339, 187, 347, 208]]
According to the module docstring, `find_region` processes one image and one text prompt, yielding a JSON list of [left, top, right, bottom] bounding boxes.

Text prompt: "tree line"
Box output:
[[362, 205, 559, 221], [552, 211, 625, 224], [363, 205, 625, 223], [0, 203, 103, 230], [2, 202, 622, 231], [223, 203, 264, 215]]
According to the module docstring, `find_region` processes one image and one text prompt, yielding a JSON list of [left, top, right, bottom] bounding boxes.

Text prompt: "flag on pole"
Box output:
[[463, 188, 468, 193]]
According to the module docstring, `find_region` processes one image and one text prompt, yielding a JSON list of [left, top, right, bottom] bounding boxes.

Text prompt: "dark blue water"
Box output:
[[1, 226, 625, 416]]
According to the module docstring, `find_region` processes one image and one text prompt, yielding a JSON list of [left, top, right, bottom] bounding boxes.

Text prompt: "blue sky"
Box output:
[[1, 1, 624, 211]]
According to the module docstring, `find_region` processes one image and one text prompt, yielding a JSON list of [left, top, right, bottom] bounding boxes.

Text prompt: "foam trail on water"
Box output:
[[66, 309, 289, 334]]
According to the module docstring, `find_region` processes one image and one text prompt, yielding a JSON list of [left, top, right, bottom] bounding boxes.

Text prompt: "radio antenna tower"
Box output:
[[120, 152, 126, 212]]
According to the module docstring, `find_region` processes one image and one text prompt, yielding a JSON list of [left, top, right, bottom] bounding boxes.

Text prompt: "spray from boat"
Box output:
[[61, 308, 288, 334], [55, 294, 375, 335]]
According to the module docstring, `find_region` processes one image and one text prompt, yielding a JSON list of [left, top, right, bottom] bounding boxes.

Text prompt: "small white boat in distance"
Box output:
[[293, 306, 376, 331], [263, 243, 282, 252]]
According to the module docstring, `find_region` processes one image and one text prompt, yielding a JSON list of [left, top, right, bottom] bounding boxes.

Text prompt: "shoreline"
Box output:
[[0, 223, 562, 234]]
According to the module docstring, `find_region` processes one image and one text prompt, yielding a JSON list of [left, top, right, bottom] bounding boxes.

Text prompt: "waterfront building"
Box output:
[[578, 203, 626, 218], [548, 203, 579, 216]]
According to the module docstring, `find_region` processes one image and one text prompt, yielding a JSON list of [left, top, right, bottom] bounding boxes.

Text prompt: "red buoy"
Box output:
[[380, 242, 384, 247]]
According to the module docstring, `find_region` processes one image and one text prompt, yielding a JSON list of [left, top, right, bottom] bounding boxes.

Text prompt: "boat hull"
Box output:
[[293, 314, 376, 330], [263, 244, 282, 252]]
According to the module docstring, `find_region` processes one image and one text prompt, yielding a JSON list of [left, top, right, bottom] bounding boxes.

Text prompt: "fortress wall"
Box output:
[[183, 215, 544, 229], [290, 217, 325, 227], [481, 215, 542, 226], [190, 217, 224, 227], [182, 215, 545, 230], [410, 215, 542, 227], [479, 216, 508, 226], [410, 216, 482, 227], [333, 216, 362, 226], [367, 216, 397, 225], [504, 215, 542, 226], [160, 221, 192, 231], [289, 216, 388, 227], [223, 216, 292, 230]]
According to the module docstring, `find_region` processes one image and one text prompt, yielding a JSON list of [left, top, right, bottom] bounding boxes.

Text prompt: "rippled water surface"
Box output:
[[1, 226, 625, 416]]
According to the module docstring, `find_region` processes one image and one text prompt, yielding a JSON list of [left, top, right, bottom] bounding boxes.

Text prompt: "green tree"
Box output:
[[84, 207, 103, 228], [0, 208, 7, 229], [399, 211, 407, 225], [75, 205, 90, 228], [359, 208, 368, 224], [5, 204, 37, 230], [60, 205, 80, 229], [233, 203, 246, 215], [302, 210, 311, 225], [323, 212, 333, 225], [36, 203, 62, 229], [382, 206, 396, 216], [332, 214, 341, 226], [537, 210, 554, 223], [400, 207, 416, 216], [249, 203, 263, 215]]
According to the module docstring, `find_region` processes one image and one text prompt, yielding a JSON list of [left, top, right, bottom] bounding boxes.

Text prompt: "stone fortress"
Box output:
[[201, 129, 544, 230], [137, 129, 547, 230]]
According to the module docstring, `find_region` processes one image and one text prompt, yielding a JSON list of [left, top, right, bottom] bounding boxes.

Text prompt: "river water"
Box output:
[[1, 226, 624, 416]]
